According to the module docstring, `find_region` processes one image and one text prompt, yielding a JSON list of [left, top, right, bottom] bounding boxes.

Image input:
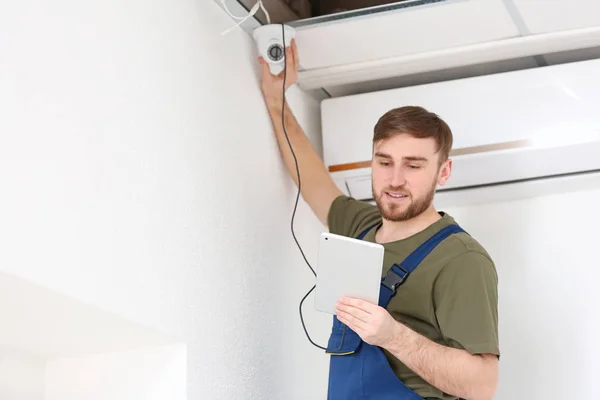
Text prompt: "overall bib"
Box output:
[[326, 223, 466, 400]]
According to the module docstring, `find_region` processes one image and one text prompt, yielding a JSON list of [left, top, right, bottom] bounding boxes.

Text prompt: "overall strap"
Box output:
[[356, 223, 378, 241], [379, 224, 466, 308]]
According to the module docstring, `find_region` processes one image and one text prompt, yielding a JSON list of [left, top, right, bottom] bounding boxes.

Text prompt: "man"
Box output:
[[258, 40, 499, 400]]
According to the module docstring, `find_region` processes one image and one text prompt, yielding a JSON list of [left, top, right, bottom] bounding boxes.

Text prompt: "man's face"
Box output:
[[371, 134, 451, 222]]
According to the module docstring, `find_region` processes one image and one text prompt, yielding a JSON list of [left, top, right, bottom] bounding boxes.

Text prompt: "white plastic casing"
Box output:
[[253, 24, 295, 75]]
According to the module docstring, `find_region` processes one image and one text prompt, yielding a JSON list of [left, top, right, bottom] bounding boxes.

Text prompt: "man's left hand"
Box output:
[[335, 296, 399, 348]]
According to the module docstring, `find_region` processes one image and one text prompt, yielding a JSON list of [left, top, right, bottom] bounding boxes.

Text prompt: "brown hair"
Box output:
[[373, 106, 453, 165]]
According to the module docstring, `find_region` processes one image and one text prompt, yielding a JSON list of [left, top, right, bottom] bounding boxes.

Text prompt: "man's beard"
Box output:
[[372, 179, 437, 222]]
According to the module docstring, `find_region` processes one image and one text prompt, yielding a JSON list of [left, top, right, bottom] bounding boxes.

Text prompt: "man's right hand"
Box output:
[[258, 39, 299, 108]]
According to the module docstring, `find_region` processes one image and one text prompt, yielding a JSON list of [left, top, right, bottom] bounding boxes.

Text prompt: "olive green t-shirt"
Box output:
[[327, 195, 500, 400]]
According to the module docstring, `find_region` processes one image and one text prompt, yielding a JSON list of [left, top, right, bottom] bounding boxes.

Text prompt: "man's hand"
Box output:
[[335, 296, 399, 348], [258, 39, 299, 108], [335, 296, 498, 400]]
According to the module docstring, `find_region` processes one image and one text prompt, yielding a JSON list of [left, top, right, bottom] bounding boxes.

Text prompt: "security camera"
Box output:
[[253, 24, 296, 75]]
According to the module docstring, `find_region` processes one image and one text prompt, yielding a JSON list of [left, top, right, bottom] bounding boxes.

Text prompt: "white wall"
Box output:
[[0, 270, 174, 359], [0, 270, 184, 400], [0, 0, 329, 399], [0, 347, 46, 400], [436, 175, 600, 399], [46, 344, 187, 400]]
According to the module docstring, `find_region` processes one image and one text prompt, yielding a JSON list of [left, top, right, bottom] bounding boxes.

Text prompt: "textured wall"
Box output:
[[0, 0, 329, 398]]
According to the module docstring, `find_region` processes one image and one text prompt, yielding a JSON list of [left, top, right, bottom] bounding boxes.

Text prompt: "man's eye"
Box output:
[[408, 165, 420, 169], [380, 161, 391, 166]]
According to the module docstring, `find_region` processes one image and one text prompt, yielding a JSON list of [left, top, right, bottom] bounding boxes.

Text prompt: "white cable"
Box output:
[[259, 1, 271, 24], [220, 0, 250, 20], [220, 0, 270, 36]]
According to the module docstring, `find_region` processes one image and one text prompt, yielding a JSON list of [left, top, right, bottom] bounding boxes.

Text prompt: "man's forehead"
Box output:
[[374, 151, 430, 162], [373, 136, 438, 158]]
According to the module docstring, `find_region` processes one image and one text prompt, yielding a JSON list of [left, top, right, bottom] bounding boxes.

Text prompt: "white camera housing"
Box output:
[[253, 24, 296, 75]]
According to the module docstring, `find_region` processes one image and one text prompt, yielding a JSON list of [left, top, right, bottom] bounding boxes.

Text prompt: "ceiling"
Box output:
[[220, 0, 600, 100], [235, 0, 415, 24]]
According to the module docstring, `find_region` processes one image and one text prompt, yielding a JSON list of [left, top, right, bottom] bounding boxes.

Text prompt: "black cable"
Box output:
[[280, 23, 327, 351]]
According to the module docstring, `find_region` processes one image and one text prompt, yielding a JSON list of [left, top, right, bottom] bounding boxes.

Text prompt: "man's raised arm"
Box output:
[[258, 39, 342, 226]]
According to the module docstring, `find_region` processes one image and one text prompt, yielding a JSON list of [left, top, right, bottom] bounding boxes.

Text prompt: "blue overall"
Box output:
[[326, 223, 466, 400]]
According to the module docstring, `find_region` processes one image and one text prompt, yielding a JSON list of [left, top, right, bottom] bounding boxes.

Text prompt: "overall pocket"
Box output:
[[326, 315, 363, 355]]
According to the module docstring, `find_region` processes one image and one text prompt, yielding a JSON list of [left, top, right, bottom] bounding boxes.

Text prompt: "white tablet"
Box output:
[[314, 232, 384, 314]]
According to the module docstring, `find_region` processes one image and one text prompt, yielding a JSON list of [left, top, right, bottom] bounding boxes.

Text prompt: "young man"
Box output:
[[258, 40, 499, 400]]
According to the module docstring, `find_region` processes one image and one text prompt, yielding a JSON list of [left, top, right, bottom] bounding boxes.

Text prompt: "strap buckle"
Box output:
[[382, 264, 409, 294]]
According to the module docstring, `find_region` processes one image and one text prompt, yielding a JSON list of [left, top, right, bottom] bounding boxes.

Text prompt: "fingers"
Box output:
[[336, 300, 371, 323], [338, 297, 375, 313], [285, 45, 294, 68], [281, 39, 298, 77], [258, 56, 272, 78], [291, 38, 299, 70], [276, 46, 295, 82], [335, 297, 391, 346], [258, 55, 266, 69], [336, 308, 368, 333]]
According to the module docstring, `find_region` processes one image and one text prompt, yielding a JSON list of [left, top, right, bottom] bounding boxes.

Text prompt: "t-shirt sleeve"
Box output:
[[433, 251, 500, 357], [327, 195, 380, 237]]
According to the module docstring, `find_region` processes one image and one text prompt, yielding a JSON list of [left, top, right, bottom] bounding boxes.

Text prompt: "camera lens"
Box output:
[[267, 44, 284, 62]]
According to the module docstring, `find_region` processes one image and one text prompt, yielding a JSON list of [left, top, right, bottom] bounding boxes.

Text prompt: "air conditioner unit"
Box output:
[[320, 58, 600, 201]]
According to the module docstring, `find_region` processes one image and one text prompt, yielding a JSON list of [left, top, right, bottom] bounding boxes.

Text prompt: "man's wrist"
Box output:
[[382, 320, 416, 358], [264, 94, 285, 110]]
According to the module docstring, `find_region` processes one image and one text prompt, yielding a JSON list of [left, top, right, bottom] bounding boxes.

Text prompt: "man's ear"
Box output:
[[437, 158, 452, 186]]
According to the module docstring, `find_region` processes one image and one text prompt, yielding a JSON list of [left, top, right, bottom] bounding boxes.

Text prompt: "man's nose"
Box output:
[[390, 168, 406, 187]]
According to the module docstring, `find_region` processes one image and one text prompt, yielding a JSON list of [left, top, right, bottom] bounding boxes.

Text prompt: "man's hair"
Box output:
[[373, 106, 453, 165]]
